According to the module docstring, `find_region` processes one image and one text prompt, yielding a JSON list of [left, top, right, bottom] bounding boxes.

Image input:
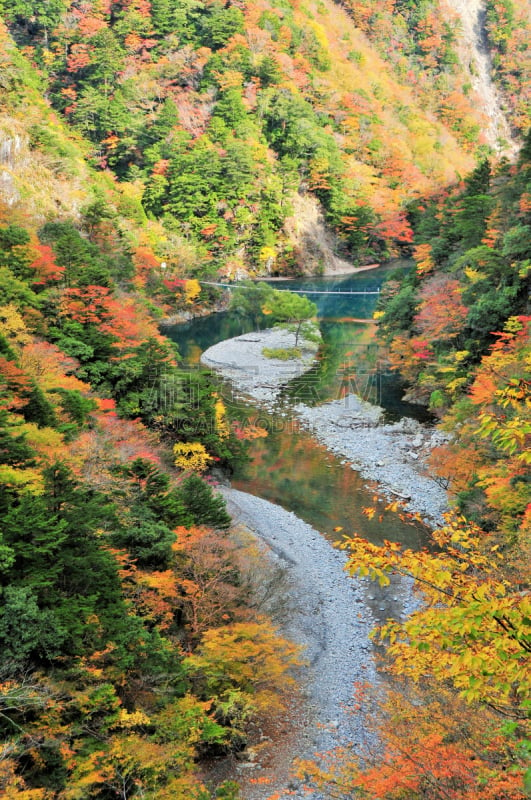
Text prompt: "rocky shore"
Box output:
[[225, 490, 381, 748], [294, 395, 449, 527]]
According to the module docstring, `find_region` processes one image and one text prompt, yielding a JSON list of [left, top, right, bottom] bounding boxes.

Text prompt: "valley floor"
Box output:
[[201, 330, 449, 527], [203, 488, 382, 799], [199, 330, 447, 797]]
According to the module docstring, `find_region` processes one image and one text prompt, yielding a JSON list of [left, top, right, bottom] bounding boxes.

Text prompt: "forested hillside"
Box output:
[[1, 0, 528, 281], [376, 142, 530, 543], [295, 135, 530, 799], [0, 1, 530, 798]]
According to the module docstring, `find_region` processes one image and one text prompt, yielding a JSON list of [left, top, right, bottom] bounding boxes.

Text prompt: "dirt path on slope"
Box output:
[[444, 0, 518, 156]]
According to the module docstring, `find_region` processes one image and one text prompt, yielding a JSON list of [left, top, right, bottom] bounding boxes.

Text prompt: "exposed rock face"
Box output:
[[0, 124, 27, 205], [444, 0, 518, 156], [0, 113, 89, 219], [284, 193, 360, 276]]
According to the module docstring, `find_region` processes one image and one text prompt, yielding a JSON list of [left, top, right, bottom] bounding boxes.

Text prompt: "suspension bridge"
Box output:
[[199, 281, 381, 296]]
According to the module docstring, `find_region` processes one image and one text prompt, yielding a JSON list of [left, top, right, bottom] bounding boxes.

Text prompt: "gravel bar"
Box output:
[[202, 330, 449, 527], [200, 329, 446, 796], [222, 488, 382, 798], [201, 327, 320, 405]]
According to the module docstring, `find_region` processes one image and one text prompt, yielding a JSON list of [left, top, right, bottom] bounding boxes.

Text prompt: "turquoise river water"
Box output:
[[166, 264, 432, 550]]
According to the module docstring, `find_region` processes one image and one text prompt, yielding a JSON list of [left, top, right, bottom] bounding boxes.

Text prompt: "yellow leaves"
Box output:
[[385, 500, 402, 513], [478, 412, 531, 455], [173, 441, 212, 474], [215, 69, 244, 91], [362, 506, 376, 520], [307, 19, 330, 51], [183, 621, 304, 713], [0, 464, 44, 494], [213, 396, 229, 439], [464, 266, 486, 283], [111, 708, 151, 729], [446, 376, 468, 395], [18, 423, 65, 465], [0, 303, 30, 346], [413, 242, 434, 276], [183, 278, 201, 305], [259, 245, 276, 265], [344, 512, 530, 715]]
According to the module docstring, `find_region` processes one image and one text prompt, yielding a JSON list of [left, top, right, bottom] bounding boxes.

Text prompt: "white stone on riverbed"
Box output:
[[203, 328, 449, 527], [201, 327, 320, 404], [222, 487, 380, 758], [294, 395, 449, 526]]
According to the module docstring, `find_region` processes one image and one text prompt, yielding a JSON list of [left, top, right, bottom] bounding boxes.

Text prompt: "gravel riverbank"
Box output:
[[217, 488, 396, 799], [199, 329, 444, 796], [201, 331, 449, 526], [200, 327, 320, 405], [294, 395, 449, 527]]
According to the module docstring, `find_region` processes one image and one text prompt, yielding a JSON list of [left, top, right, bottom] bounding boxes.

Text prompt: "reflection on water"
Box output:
[[165, 262, 431, 548], [169, 264, 432, 421], [231, 408, 428, 549]]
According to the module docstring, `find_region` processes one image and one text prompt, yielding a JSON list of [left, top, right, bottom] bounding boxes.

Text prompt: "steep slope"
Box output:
[[0, 4, 529, 799], [1, 0, 509, 278], [444, 0, 518, 155], [376, 140, 531, 544]]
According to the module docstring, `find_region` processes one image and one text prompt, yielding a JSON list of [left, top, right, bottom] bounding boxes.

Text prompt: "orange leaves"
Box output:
[[171, 525, 250, 642], [376, 212, 414, 245], [413, 242, 434, 276], [76, 14, 107, 38], [29, 244, 65, 286], [414, 274, 468, 342], [59, 286, 114, 326], [461, 317, 531, 535], [120, 566, 180, 633], [67, 43, 93, 72], [349, 688, 530, 800], [58, 285, 167, 356], [231, 420, 268, 441], [199, 223, 218, 238], [387, 334, 434, 396], [131, 245, 160, 288], [468, 370, 498, 406], [0, 356, 32, 410], [95, 397, 116, 413], [482, 227, 501, 248], [427, 443, 484, 495], [20, 341, 88, 394]]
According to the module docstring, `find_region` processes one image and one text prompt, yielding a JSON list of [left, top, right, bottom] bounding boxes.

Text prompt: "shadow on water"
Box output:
[[165, 262, 433, 549]]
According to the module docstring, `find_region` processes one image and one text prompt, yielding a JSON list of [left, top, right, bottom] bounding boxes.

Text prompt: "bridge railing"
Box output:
[[199, 281, 381, 296]]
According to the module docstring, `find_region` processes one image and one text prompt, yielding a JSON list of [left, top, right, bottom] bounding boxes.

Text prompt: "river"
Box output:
[[166, 263, 432, 551]]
